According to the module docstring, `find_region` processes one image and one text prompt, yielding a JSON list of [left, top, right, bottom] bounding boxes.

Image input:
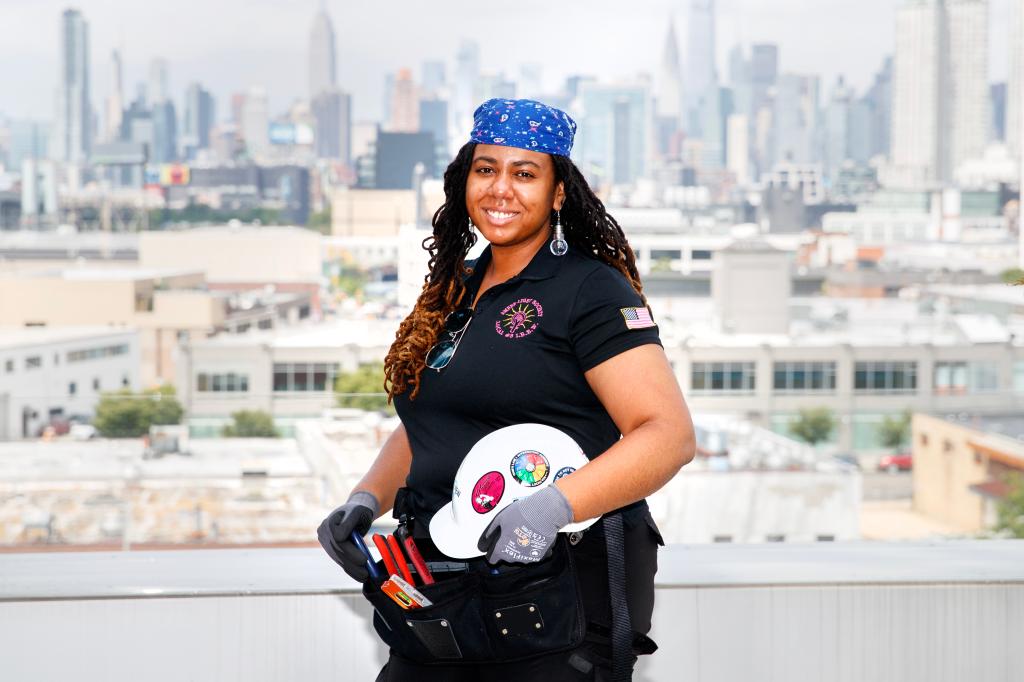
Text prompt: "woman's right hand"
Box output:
[[316, 490, 380, 581]]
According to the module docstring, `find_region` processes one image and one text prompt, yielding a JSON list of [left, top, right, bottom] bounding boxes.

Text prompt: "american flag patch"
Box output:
[[620, 306, 656, 330]]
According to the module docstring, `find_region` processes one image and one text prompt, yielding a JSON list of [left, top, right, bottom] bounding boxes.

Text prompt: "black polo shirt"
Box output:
[[393, 242, 662, 526]]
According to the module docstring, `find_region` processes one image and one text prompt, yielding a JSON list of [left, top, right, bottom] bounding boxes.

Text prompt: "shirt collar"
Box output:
[[463, 242, 564, 289]]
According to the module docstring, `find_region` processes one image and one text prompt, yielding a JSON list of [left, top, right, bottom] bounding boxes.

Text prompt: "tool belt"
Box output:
[[362, 534, 585, 664]]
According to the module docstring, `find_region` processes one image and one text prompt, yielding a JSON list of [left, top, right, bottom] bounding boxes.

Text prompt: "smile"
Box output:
[[486, 210, 518, 220]]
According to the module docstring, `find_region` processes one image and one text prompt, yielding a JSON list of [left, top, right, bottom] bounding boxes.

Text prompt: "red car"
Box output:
[[878, 453, 912, 473]]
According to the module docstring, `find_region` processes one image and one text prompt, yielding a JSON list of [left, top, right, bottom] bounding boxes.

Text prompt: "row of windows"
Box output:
[[692, 361, 1008, 394], [67, 344, 130, 363], [197, 373, 250, 393], [272, 363, 341, 392]]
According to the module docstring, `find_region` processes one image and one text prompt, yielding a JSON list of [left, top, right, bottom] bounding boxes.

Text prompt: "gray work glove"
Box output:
[[477, 485, 574, 564], [317, 491, 380, 581]]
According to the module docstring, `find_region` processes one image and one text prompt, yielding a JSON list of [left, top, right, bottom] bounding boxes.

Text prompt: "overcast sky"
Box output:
[[0, 0, 1014, 123]]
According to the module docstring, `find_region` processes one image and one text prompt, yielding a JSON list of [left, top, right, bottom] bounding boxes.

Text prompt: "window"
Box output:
[[25, 356, 42, 370], [272, 362, 340, 392], [258, 318, 273, 330], [69, 382, 76, 396], [93, 378, 100, 390], [773, 362, 837, 393], [122, 376, 130, 388], [691, 249, 713, 260], [853, 361, 917, 393], [4, 359, 12, 373], [765, 534, 786, 543], [67, 344, 129, 363], [935, 361, 999, 395], [1015, 361, 1024, 394], [196, 372, 251, 393], [712, 535, 733, 543], [816, 535, 835, 542], [691, 362, 756, 394]]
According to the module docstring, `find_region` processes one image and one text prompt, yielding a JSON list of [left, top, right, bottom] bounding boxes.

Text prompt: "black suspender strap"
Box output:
[[604, 512, 633, 681]]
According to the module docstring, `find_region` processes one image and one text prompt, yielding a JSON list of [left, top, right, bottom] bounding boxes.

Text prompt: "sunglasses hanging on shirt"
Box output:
[[425, 307, 474, 371]]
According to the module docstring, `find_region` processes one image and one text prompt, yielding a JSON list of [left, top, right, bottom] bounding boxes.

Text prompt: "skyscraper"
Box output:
[[148, 58, 169, 106], [104, 50, 124, 143], [312, 89, 351, 163], [576, 83, 650, 185], [889, 0, 989, 186], [454, 41, 481, 134], [655, 19, 685, 159], [183, 83, 216, 159], [309, 8, 337, 99], [55, 9, 91, 163], [241, 87, 270, 159], [1006, 0, 1022, 162], [685, 0, 717, 134], [864, 56, 893, 159], [772, 74, 820, 166], [389, 69, 419, 132]]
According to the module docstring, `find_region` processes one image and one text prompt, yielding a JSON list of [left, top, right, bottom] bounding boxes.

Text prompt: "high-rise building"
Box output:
[[373, 131, 436, 189], [991, 82, 1008, 142], [518, 64, 543, 100], [576, 83, 650, 185], [1006, 0, 1022, 162], [823, 77, 854, 182], [454, 41, 481, 133], [889, 0, 989, 186], [183, 83, 216, 159], [864, 56, 893, 159], [104, 50, 124, 143], [241, 87, 270, 159], [152, 100, 178, 164], [685, 0, 717, 135], [308, 8, 337, 98], [55, 9, 91, 163], [312, 88, 351, 163], [772, 74, 820, 166], [655, 17, 685, 159], [750, 43, 778, 115], [421, 61, 446, 97], [726, 113, 750, 185], [389, 69, 419, 133], [418, 97, 448, 173], [148, 58, 169, 106]]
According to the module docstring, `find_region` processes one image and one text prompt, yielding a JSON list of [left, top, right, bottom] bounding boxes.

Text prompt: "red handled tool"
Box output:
[[386, 533, 415, 585], [372, 534, 399, 578], [395, 525, 434, 585]]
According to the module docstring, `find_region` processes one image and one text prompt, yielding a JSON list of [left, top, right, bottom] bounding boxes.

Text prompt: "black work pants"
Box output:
[[376, 508, 662, 681]]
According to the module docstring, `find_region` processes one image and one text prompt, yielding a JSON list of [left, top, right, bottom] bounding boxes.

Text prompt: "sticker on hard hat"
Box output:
[[510, 450, 549, 487], [471, 471, 505, 513], [554, 466, 576, 481]]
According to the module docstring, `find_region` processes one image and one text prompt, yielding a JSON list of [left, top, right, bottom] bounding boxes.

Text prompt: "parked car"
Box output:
[[832, 452, 861, 470], [878, 453, 912, 473], [69, 423, 98, 440]]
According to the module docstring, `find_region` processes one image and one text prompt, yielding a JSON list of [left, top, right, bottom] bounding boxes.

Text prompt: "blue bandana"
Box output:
[[469, 98, 577, 157]]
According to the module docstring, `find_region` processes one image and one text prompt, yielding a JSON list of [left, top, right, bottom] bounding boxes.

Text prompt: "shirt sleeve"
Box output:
[[569, 265, 663, 372]]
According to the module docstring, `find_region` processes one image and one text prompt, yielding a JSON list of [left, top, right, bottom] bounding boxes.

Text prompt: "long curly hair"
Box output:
[[383, 142, 644, 401]]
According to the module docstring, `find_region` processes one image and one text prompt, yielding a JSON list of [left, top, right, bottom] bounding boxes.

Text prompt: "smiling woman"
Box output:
[[318, 98, 695, 682]]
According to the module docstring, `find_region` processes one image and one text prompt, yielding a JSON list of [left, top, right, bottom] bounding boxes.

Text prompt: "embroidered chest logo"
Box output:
[[496, 297, 544, 339]]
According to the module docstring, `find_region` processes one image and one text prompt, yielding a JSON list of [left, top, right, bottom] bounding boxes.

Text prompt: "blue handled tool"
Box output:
[[350, 531, 382, 581]]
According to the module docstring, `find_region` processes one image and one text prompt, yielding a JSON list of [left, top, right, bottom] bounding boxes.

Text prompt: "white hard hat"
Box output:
[[428, 423, 599, 559]]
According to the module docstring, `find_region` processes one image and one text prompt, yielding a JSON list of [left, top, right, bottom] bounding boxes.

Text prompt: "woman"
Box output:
[[319, 98, 695, 681]]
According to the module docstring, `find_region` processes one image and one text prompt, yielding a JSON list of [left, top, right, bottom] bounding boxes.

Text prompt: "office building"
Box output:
[[104, 50, 124, 143], [182, 83, 216, 159], [241, 87, 270, 159], [312, 89, 352, 163], [685, 0, 717, 134], [54, 9, 91, 163], [576, 83, 651, 185], [372, 131, 435, 190], [655, 19, 684, 158], [308, 8, 337, 99], [388, 69, 419, 133], [0, 327, 141, 440], [888, 0, 989, 186]]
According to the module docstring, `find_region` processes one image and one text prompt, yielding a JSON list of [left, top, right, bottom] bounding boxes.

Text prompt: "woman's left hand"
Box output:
[[477, 485, 574, 564]]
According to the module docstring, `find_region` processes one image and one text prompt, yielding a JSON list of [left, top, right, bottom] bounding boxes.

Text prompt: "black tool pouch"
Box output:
[[362, 536, 585, 664]]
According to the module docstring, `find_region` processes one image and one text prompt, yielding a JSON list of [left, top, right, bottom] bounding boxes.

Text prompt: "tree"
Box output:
[[789, 407, 836, 446], [307, 206, 332, 235], [999, 267, 1024, 285], [93, 386, 185, 438], [335, 362, 393, 413], [994, 473, 1024, 539], [222, 410, 279, 438], [878, 410, 912, 451]]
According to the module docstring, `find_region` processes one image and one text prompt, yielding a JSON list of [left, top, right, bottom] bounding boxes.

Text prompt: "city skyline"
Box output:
[[9, 0, 1016, 124]]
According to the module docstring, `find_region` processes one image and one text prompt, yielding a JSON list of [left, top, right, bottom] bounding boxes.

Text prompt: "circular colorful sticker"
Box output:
[[471, 471, 505, 514], [510, 450, 550, 487], [496, 298, 544, 339], [553, 466, 576, 481]]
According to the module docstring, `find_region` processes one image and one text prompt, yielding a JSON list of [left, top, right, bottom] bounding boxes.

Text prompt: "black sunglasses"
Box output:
[[425, 307, 474, 371]]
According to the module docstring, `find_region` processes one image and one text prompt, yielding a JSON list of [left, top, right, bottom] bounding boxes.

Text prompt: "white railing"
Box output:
[[1, 541, 1022, 682]]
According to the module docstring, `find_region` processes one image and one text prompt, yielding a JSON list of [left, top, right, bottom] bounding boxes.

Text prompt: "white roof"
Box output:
[[0, 325, 137, 351]]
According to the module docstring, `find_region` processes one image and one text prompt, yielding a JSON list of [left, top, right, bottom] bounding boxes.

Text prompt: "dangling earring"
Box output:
[[468, 216, 475, 230], [549, 209, 568, 256]]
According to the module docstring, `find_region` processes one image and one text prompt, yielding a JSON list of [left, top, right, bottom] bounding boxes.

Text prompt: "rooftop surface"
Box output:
[[0, 324, 137, 350]]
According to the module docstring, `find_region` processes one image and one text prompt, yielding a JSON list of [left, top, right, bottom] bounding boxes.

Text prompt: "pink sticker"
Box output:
[[471, 471, 505, 514]]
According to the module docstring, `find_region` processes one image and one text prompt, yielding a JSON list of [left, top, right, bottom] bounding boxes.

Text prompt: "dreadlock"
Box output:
[[383, 142, 645, 401]]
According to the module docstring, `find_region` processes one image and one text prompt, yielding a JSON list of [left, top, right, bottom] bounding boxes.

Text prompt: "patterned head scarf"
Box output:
[[469, 98, 577, 157]]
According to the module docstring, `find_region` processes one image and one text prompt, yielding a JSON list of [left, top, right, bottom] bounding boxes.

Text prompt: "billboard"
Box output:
[[269, 122, 314, 146], [144, 164, 191, 186]]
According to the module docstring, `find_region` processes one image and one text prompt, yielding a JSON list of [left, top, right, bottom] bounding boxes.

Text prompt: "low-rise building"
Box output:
[[0, 326, 140, 440], [912, 413, 1024, 533]]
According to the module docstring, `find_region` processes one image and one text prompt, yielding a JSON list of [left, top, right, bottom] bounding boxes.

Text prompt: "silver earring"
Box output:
[[468, 216, 475, 230], [549, 210, 568, 256]]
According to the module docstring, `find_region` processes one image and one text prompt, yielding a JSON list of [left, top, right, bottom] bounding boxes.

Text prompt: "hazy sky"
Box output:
[[0, 0, 1014, 123]]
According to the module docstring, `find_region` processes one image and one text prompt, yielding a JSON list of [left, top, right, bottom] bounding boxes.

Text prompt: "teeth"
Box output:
[[487, 210, 516, 219]]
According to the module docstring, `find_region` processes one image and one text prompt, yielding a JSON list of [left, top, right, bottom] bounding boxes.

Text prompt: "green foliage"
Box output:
[[331, 263, 368, 297], [995, 473, 1024, 538], [93, 386, 185, 438], [999, 267, 1024, 285], [147, 205, 283, 228], [878, 410, 912, 451], [222, 410, 279, 438], [335, 362, 393, 413], [789, 407, 836, 446], [308, 206, 332, 235]]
